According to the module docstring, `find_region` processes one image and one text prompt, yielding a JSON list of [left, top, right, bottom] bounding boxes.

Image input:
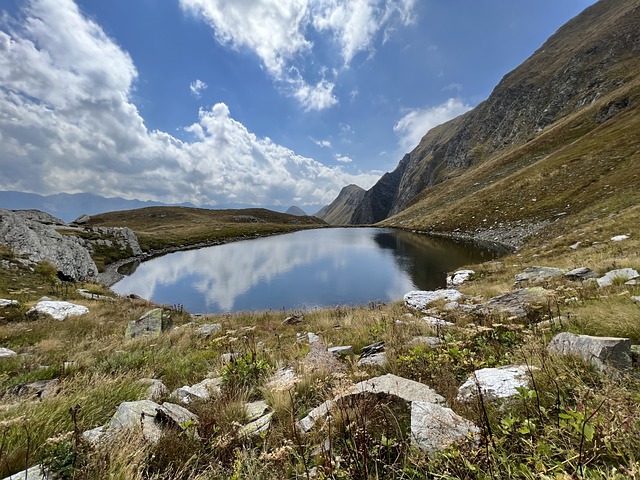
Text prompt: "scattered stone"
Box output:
[[0, 347, 17, 358], [6, 379, 59, 400], [536, 316, 568, 330], [360, 341, 385, 358], [125, 308, 172, 339], [297, 400, 335, 433], [138, 378, 168, 402], [486, 288, 549, 318], [27, 300, 89, 321], [302, 333, 344, 374], [1, 465, 49, 480], [564, 267, 598, 281], [195, 323, 222, 338], [420, 316, 455, 328], [569, 241, 581, 250], [631, 296, 640, 304], [596, 268, 640, 287], [457, 365, 535, 402], [171, 377, 222, 404], [82, 426, 105, 446], [515, 266, 566, 284], [328, 346, 354, 356], [547, 332, 632, 370], [411, 401, 479, 454], [156, 402, 199, 436], [406, 336, 441, 349], [282, 314, 304, 325], [356, 352, 387, 367], [405, 290, 463, 311], [239, 412, 273, 437], [245, 400, 270, 422], [76, 289, 115, 301], [107, 400, 161, 442], [610, 234, 630, 242], [0, 299, 18, 307], [265, 367, 298, 391], [446, 270, 475, 287]]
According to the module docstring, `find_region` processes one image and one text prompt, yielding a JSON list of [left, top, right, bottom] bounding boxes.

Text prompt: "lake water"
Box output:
[[112, 228, 499, 313]]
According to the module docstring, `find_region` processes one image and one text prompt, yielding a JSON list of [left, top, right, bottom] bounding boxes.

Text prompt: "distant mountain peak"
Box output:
[[285, 206, 307, 216]]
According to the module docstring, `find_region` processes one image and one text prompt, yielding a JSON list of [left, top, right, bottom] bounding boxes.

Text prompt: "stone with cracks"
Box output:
[[564, 267, 599, 281], [457, 365, 535, 402], [245, 400, 269, 422], [125, 308, 172, 339], [156, 402, 199, 439], [547, 332, 632, 370], [486, 288, 549, 318], [446, 270, 475, 287], [411, 401, 479, 453], [239, 412, 273, 437], [27, 300, 88, 321], [405, 290, 463, 311], [171, 377, 222, 404], [596, 268, 639, 287], [515, 266, 566, 284], [107, 400, 162, 443], [356, 352, 387, 367]]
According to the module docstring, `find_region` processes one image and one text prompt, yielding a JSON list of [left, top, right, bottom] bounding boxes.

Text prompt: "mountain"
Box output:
[[285, 206, 307, 216], [342, 0, 640, 246], [315, 184, 366, 225]]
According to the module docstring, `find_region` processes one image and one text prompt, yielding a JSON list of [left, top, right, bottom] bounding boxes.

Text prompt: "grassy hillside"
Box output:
[[84, 206, 326, 252]]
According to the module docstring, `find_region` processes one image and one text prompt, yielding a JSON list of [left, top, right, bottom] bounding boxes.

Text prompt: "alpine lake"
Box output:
[[112, 228, 501, 314]]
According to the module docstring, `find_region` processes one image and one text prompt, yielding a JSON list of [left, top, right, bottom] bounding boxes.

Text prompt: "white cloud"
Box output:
[[0, 0, 379, 207], [313, 138, 332, 148], [179, 0, 416, 109], [189, 78, 208, 97], [335, 153, 352, 163], [393, 98, 472, 152]]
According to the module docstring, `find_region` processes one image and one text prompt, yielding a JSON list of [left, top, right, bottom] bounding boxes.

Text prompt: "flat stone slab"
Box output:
[[564, 267, 598, 281], [404, 290, 463, 311], [239, 412, 273, 437], [125, 308, 172, 338], [328, 345, 354, 356], [515, 266, 566, 284], [345, 373, 445, 405], [411, 401, 479, 454], [265, 367, 298, 391], [356, 352, 387, 367], [596, 268, 639, 287], [547, 332, 632, 370], [610, 234, 630, 242], [156, 402, 199, 434], [27, 300, 88, 320], [0, 347, 17, 358], [2, 465, 49, 480], [446, 270, 475, 287], [486, 288, 549, 318], [457, 365, 535, 402], [245, 400, 269, 422], [420, 316, 455, 328]]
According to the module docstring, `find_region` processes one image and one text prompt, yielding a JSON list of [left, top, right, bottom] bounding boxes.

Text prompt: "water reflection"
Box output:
[[112, 228, 498, 313]]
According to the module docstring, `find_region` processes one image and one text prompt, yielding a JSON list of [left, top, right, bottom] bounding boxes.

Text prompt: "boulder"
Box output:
[[356, 352, 387, 367], [446, 270, 475, 287], [0, 347, 17, 358], [195, 323, 222, 338], [564, 267, 598, 281], [156, 402, 199, 437], [82, 426, 105, 446], [125, 308, 172, 339], [547, 332, 632, 370], [411, 401, 479, 453], [0, 299, 18, 307], [596, 268, 639, 287], [6, 379, 59, 400], [239, 412, 273, 437], [486, 288, 549, 318], [170, 377, 222, 404], [138, 378, 168, 402], [27, 300, 89, 321], [405, 290, 463, 311], [632, 296, 640, 304], [1, 465, 49, 480], [515, 266, 566, 284], [457, 365, 535, 402], [406, 336, 441, 349], [107, 400, 162, 443]]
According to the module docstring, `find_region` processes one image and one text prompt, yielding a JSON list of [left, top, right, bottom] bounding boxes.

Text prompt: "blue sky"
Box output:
[[0, 0, 597, 211]]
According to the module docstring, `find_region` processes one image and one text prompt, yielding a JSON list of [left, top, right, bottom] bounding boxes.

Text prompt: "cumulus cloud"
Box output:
[[189, 79, 208, 97], [335, 154, 352, 163], [313, 138, 332, 148], [393, 98, 472, 152], [0, 0, 379, 207], [179, 0, 416, 109]]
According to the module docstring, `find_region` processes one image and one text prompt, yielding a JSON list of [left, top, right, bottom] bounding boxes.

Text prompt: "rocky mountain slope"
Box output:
[[315, 184, 366, 225], [344, 0, 640, 241]]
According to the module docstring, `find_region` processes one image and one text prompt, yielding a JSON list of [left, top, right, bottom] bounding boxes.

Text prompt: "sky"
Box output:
[[0, 0, 597, 212]]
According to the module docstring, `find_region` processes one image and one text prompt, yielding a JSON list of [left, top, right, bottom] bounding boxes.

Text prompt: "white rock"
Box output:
[[610, 234, 630, 242], [0, 299, 18, 307], [171, 377, 221, 404], [1, 465, 49, 479], [404, 290, 463, 311], [0, 347, 17, 358], [328, 345, 354, 356], [411, 401, 479, 453], [446, 270, 475, 287], [596, 268, 639, 287], [420, 316, 455, 328], [239, 412, 273, 437], [346, 374, 445, 405], [27, 300, 89, 320], [457, 365, 535, 402], [82, 426, 105, 446]]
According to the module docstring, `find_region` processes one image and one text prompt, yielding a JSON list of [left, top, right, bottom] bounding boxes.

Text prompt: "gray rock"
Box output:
[[328, 345, 354, 356], [631, 296, 640, 304], [446, 270, 475, 287], [0, 299, 18, 307], [420, 316, 455, 328], [411, 401, 479, 453], [245, 400, 269, 422], [6, 379, 59, 400], [404, 290, 463, 311], [596, 268, 640, 287], [125, 308, 172, 339], [406, 336, 441, 349], [76, 289, 115, 301], [220, 352, 242, 364], [195, 323, 222, 338], [138, 378, 168, 402], [1, 465, 50, 480], [107, 400, 162, 443], [0, 347, 17, 358], [297, 400, 335, 433], [156, 402, 199, 435], [73, 214, 91, 225], [302, 333, 344, 374], [27, 300, 89, 321], [457, 365, 535, 402], [360, 341, 385, 358], [0, 209, 98, 280], [486, 287, 549, 318], [356, 352, 387, 367], [515, 266, 566, 284], [564, 267, 598, 281], [265, 367, 298, 391], [239, 412, 273, 437], [282, 314, 304, 325], [82, 426, 105, 446], [171, 377, 222, 404], [547, 332, 632, 370]]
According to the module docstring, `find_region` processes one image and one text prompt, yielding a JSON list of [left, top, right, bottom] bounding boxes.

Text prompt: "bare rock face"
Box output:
[[547, 333, 632, 370], [0, 209, 98, 280]]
